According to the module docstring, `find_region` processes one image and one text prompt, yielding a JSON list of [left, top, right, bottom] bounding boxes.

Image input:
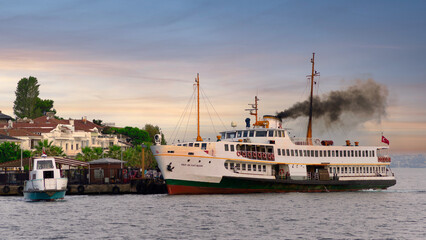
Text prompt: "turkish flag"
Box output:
[[381, 135, 390, 145]]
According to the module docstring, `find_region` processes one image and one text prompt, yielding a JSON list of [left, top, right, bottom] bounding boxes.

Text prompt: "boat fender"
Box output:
[[3, 186, 10, 194], [77, 185, 85, 194], [237, 151, 241, 157], [112, 186, 120, 194], [17, 186, 23, 195], [262, 152, 267, 159]]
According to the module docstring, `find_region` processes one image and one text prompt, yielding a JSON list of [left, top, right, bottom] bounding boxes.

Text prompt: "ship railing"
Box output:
[[291, 138, 322, 146]]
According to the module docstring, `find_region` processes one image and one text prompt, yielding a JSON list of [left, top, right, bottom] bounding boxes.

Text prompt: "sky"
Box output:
[[1, 0, 425, 153]]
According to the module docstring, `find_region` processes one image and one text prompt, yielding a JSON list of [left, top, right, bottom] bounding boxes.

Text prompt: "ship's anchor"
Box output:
[[167, 162, 175, 172]]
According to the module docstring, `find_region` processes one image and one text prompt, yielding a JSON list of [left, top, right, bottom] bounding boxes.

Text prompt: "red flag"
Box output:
[[381, 135, 390, 145]]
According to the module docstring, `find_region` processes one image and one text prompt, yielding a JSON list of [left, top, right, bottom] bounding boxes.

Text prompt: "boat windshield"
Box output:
[[37, 160, 54, 170]]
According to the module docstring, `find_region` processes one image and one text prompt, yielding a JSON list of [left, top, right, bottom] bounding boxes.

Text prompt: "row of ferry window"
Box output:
[[222, 130, 286, 139], [277, 149, 375, 158], [177, 142, 208, 150], [224, 162, 267, 172], [329, 166, 386, 174]]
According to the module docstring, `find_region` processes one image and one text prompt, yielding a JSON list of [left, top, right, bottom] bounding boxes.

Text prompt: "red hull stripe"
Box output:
[[167, 184, 359, 195]]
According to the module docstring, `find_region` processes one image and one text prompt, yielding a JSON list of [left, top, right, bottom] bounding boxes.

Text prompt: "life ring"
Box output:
[[17, 186, 24, 195], [237, 151, 241, 157], [112, 186, 120, 194], [247, 152, 252, 158], [252, 152, 256, 159], [270, 154, 275, 160], [258, 152, 262, 159], [262, 152, 267, 159], [77, 185, 85, 194], [242, 151, 246, 157], [3, 186, 10, 194]]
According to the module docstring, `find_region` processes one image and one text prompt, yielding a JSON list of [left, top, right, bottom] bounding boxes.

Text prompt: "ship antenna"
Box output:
[[307, 53, 320, 144], [196, 73, 203, 142]]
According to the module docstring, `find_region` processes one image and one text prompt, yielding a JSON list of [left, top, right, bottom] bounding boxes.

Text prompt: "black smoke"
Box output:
[[276, 79, 388, 124]]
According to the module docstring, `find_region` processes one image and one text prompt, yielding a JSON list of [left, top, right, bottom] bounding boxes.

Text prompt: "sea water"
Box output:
[[0, 168, 424, 239]]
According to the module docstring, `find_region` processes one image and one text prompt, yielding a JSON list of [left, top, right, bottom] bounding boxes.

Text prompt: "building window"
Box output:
[[76, 144, 79, 150], [71, 144, 73, 150]]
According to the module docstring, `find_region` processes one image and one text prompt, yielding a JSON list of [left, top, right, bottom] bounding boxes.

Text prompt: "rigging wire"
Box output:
[[182, 86, 197, 142], [200, 87, 228, 132], [169, 87, 196, 144], [200, 89, 218, 137]]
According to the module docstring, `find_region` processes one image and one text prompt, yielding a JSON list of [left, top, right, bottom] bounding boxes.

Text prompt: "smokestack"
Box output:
[[276, 79, 388, 126]]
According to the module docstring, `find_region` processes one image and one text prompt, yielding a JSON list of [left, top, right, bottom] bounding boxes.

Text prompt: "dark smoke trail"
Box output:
[[276, 79, 388, 124]]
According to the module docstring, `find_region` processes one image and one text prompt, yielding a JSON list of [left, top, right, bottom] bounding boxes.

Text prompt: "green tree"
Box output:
[[33, 140, 65, 157], [14, 76, 40, 119], [106, 145, 122, 159], [13, 76, 56, 119], [116, 127, 151, 146], [93, 119, 103, 126], [76, 147, 104, 161], [144, 124, 167, 145], [0, 142, 31, 163]]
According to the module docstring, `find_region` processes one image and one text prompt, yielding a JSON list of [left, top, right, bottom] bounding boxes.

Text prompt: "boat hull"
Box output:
[[24, 190, 66, 201], [166, 177, 397, 195]]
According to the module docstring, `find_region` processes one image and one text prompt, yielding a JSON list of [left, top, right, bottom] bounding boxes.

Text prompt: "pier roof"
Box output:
[[89, 158, 126, 165]]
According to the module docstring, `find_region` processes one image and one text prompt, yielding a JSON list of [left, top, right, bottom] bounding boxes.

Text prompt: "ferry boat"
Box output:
[[24, 155, 68, 200], [152, 54, 396, 194]]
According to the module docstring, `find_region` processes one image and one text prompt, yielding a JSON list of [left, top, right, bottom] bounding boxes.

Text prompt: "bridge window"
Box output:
[[227, 132, 236, 138], [304, 150, 307, 157], [194, 143, 200, 147], [268, 130, 274, 137], [189, 143, 194, 147], [249, 131, 255, 137], [243, 131, 248, 137], [237, 131, 242, 138], [201, 143, 207, 150], [277, 131, 282, 137], [256, 131, 267, 137]]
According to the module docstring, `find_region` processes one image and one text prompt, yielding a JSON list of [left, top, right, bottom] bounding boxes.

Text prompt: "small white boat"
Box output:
[[24, 155, 68, 201]]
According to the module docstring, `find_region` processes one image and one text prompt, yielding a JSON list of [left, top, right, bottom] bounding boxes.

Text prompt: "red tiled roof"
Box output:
[[0, 129, 40, 137], [73, 119, 103, 131]]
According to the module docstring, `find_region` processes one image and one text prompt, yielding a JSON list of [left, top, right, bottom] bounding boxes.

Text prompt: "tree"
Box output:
[[0, 142, 31, 163], [33, 140, 65, 157], [106, 145, 122, 159], [14, 76, 40, 119], [93, 119, 103, 126], [13, 76, 56, 119], [76, 147, 103, 161], [116, 127, 151, 146], [144, 124, 167, 145]]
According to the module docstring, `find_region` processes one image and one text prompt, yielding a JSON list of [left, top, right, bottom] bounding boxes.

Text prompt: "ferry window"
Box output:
[[372, 151, 375, 157], [224, 163, 228, 169], [248, 164, 252, 171], [351, 150, 354, 157], [230, 145, 235, 152], [177, 144, 181, 146], [295, 150, 298, 157], [278, 149, 281, 155], [37, 160, 54, 169], [258, 165, 262, 171], [278, 131, 282, 137], [355, 151, 358, 157], [243, 131, 248, 138], [345, 167, 348, 173], [268, 130, 274, 137], [315, 151, 318, 157], [328, 150, 331, 157], [230, 163, 234, 169], [349, 167, 351, 174], [286, 149, 290, 156], [236, 163, 240, 170], [311, 150, 314, 157], [194, 143, 200, 147], [242, 164, 246, 171], [189, 143, 194, 147], [304, 150, 307, 157], [183, 143, 187, 147], [253, 165, 256, 171], [222, 132, 226, 139], [340, 151, 343, 157], [319, 151, 323, 157], [366, 167, 369, 173], [249, 131, 255, 137], [263, 165, 266, 172], [201, 143, 207, 150], [256, 131, 267, 137], [224, 144, 229, 151], [282, 149, 286, 156], [362, 151, 365, 157], [337, 167, 340, 173], [343, 151, 346, 157], [282, 131, 285, 137], [291, 150, 294, 156], [299, 150, 303, 156], [227, 132, 236, 139], [237, 131, 242, 138]]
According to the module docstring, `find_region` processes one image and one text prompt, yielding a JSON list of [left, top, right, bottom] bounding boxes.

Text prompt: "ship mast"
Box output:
[[196, 73, 203, 142], [307, 53, 319, 143]]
